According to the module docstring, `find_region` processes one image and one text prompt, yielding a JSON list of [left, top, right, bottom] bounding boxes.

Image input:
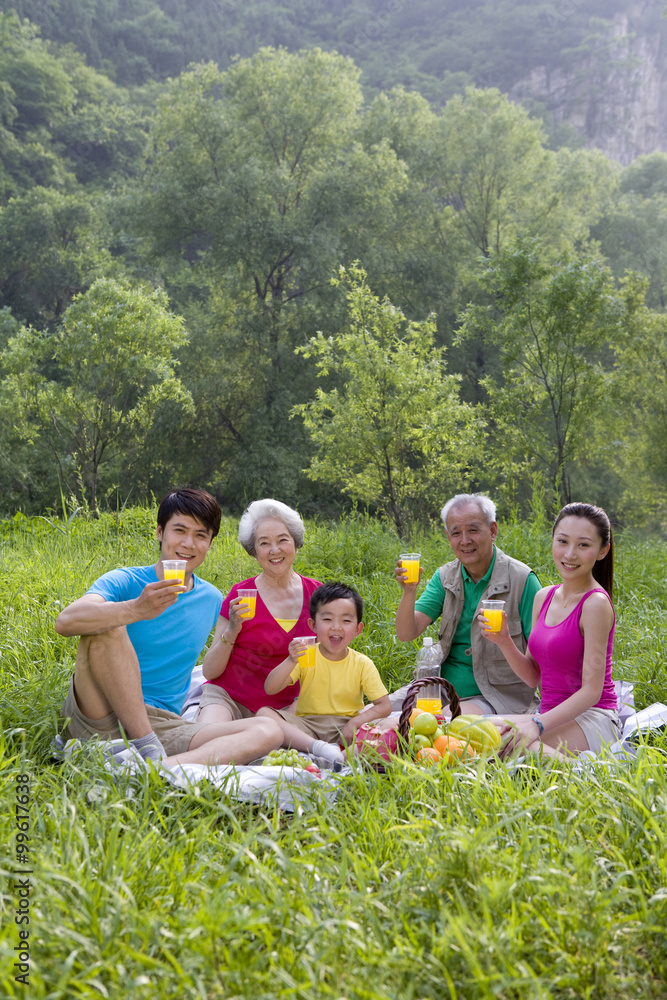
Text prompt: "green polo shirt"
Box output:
[[414, 549, 541, 699]]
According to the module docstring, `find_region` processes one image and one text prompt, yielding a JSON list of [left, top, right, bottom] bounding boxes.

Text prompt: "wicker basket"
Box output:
[[396, 676, 461, 746]]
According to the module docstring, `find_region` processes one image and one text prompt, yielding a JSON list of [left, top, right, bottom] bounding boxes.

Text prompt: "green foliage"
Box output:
[[0, 6, 666, 526], [0, 10, 147, 201], [0, 186, 116, 328], [595, 153, 667, 310], [610, 274, 667, 528], [296, 265, 482, 537], [128, 47, 412, 505], [458, 237, 625, 512], [0, 279, 192, 515]]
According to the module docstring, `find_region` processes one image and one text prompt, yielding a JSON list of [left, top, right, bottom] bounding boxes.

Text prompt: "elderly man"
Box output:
[[395, 493, 541, 715]]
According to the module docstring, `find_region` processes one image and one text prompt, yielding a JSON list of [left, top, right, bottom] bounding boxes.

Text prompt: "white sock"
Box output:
[[130, 732, 167, 763], [310, 739, 344, 764]]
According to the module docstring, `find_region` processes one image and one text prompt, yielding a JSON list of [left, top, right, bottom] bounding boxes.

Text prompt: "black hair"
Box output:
[[157, 487, 221, 539], [309, 582, 364, 622], [553, 502, 614, 598]]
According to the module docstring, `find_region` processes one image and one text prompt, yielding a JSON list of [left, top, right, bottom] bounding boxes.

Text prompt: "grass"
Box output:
[[1, 507, 667, 998]]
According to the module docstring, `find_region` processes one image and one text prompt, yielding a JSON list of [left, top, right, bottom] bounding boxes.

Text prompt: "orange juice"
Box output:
[[164, 567, 185, 585], [400, 557, 420, 584], [298, 644, 316, 668], [484, 609, 503, 632], [416, 697, 442, 714], [239, 595, 257, 619]]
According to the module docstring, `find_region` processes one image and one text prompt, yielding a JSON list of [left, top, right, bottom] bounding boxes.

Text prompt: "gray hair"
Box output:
[[238, 498, 305, 556], [440, 493, 497, 529]]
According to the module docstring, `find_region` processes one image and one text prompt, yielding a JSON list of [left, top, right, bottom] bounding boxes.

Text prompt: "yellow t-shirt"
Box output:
[[289, 644, 388, 717]]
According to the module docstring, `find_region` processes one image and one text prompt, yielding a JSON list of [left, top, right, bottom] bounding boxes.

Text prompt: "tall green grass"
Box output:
[[1, 508, 666, 998]]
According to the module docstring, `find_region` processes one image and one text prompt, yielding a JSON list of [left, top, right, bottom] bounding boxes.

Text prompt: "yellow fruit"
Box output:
[[409, 707, 424, 725], [447, 716, 502, 754]]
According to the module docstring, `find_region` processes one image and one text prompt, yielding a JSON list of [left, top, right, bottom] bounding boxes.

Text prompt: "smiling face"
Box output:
[[253, 518, 297, 577], [308, 597, 363, 661], [552, 515, 609, 585], [156, 512, 214, 576], [445, 501, 498, 582]]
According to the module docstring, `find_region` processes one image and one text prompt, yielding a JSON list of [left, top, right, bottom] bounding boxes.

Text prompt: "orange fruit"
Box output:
[[409, 707, 425, 725], [432, 735, 476, 761], [415, 747, 441, 766]]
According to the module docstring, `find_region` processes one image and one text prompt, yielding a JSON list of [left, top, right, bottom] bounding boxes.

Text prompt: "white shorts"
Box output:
[[575, 706, 623, 753]]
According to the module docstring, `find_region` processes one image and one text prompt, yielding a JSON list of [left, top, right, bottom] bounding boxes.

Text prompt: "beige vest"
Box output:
[[437, 546, 538, 715]]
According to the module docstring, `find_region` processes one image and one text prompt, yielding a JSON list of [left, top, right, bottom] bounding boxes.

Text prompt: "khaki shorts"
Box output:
[[575, 706, 623, 753], [277, 710, 351, 743], [61, 676, 208, 756], [197, 683, 255, 721]]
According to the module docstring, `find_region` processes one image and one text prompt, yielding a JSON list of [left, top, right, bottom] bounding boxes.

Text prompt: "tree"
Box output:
[[0, 187, 117, 327], [1, 278, 192, 514], [131, 47, 410, 503], [595, 154, 667, 311], [611, 273, 667, 526], [457, 237, 624, 510], [294, 264, 482, 536]]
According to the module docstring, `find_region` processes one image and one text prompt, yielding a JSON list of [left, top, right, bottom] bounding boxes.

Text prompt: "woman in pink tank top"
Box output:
[[478, 502, 622, 756]]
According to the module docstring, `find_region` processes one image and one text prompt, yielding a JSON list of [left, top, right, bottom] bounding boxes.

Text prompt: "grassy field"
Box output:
[[1, 508, 666, 999]]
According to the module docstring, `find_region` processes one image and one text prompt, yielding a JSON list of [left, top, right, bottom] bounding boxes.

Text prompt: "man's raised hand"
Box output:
[[131, 578, 185, 620]]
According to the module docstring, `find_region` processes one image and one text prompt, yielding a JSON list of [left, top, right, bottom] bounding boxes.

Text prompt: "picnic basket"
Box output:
[[396, 676, 461, 745]]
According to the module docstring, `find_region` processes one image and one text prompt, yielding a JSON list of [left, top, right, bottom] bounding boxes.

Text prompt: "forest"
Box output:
[[1, 0, 666, 532]]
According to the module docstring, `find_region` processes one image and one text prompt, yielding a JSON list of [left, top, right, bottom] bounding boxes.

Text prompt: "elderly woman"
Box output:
[[197, 499, 321, 724]]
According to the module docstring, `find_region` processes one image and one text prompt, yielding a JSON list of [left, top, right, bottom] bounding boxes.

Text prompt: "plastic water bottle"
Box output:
[[414, 637, 443, 714]]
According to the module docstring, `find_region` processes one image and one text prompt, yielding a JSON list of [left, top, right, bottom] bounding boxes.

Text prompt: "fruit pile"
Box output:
[[262, 749, 321, 775], [409, 709, 502, 766]]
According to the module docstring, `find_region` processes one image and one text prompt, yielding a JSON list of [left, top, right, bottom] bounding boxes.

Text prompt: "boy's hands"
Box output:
[[287, 637, 310, 663]]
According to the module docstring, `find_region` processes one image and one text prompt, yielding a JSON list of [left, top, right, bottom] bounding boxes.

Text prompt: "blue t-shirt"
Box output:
[[88, 565, 223, 715]]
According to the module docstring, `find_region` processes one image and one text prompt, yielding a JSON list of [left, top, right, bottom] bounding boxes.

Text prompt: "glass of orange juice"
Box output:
[[399, 552, 421, 584], [295, 636, 316, 668], [163, 559, 187, 596], [481, 600, 505, 632], [238, 589, 258, 620]]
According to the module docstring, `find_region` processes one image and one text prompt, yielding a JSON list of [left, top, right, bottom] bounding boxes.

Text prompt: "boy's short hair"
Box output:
[[157, 487, 221, 539], [310, 582, 363, 622]]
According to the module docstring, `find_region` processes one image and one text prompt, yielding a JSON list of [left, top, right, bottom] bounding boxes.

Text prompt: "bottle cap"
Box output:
[[423, 637, 433, 646]]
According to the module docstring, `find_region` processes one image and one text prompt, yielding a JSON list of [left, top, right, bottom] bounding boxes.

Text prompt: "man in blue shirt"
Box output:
[[56, 487, 282, 767], [395, 493, 541, 715]]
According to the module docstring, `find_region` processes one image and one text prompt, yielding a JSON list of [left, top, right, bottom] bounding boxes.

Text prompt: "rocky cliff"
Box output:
[[509, 1, 666, 164]]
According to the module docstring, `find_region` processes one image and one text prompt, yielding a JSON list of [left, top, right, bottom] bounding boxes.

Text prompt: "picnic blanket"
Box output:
[[52, 734, 349, 812], [54, 674, 664, 811]]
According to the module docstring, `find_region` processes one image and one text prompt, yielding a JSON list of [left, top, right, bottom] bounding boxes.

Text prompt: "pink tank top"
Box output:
[[527, 586, 617, 713]]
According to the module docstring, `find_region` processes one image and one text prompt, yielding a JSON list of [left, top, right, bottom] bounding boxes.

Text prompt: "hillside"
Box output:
[[4, 0, 665, 162]]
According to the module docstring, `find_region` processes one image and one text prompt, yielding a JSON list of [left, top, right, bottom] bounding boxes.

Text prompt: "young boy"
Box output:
[[257, 582, 391, 764]]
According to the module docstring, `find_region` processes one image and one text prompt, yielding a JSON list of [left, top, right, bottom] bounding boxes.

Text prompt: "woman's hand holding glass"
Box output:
[[477, 608, 509, 646], [227, 596, 250, 638]]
